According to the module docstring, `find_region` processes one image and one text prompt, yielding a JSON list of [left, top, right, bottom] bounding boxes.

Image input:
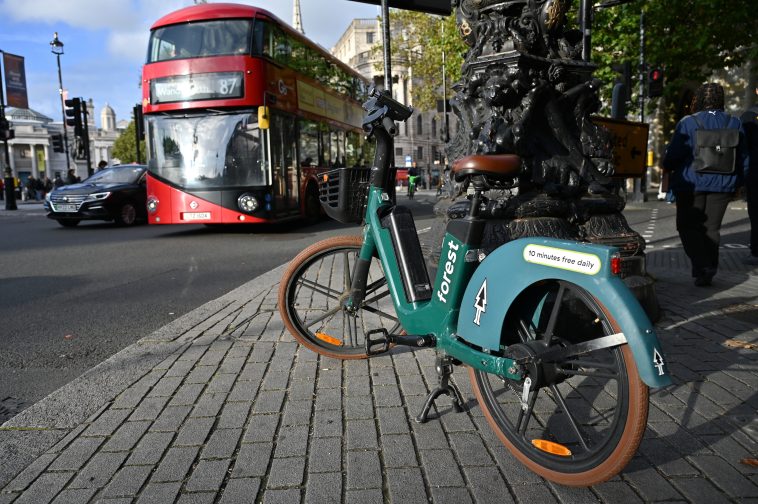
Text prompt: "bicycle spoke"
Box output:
[[362, 287, 391, 305], [361, 304, 399, 322], [365, 277, 387, 295], [305, 305, 342, 329], [549, 384, 590, 451], [297, 277, 342, 300], [543, 284, 565, 340]]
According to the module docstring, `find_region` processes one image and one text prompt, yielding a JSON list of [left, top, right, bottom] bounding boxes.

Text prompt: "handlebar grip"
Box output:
[[382, 117, 397, 136]]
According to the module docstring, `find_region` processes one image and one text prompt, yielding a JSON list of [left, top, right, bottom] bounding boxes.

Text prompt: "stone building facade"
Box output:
[[331, 18, 457, 187], [1, 102, 124, 191]]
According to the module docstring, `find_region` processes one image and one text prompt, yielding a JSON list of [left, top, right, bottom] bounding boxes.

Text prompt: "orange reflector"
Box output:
[[531, 439, 572, 457], [315, 332, 343, 346], [611, 256, 622, 275]]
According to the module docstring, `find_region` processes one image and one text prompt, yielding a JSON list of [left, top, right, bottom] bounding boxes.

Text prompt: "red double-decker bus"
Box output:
[[142, 3, 372, 224]]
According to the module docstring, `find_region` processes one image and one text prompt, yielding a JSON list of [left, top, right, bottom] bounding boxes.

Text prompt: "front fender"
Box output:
[[457, 237, 671, 388]]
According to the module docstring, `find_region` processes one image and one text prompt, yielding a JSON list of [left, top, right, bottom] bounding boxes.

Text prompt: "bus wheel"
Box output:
[[304, 185, 320, 224]]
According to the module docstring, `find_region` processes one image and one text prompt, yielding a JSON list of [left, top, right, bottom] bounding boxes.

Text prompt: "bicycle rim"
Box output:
[[469, 280, 648, 486]]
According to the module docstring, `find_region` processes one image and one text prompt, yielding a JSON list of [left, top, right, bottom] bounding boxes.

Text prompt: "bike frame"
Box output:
[[345, 129, 520, 378], [346, 127, 672, 388]]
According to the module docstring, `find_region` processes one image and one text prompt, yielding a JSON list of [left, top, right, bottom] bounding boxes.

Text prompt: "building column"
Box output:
[[44, 145, 51, 178], [9, 144, 16, 173], [31, 143, 38, 174]]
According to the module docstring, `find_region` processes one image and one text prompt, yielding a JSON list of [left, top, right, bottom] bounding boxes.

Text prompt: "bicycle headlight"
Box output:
[[237, 193, 258, 213]]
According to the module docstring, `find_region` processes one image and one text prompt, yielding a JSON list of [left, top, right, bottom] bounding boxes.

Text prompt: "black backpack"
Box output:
[[692, 114, 739, 175]]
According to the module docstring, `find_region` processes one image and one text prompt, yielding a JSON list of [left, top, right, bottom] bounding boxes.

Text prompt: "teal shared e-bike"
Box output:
[[279, 89, 671, 486]]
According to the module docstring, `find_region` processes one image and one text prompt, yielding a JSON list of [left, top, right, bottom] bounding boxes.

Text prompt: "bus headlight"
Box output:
[[238, 194, 258, 213], [147, 197, 159, 214]]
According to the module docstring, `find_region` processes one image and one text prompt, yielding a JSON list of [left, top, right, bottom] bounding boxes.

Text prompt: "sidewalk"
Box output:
[[1, 210, 757, 503]]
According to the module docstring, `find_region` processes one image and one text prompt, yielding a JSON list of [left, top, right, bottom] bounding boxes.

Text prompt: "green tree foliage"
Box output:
[[592, 0, 758, 119], [387, 10, 467, 111], [112, 120, 146, 164], [389, 2, 756, 125]]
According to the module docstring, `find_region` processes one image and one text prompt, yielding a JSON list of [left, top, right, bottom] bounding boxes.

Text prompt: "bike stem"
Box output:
[[369, 127, 394, 192]]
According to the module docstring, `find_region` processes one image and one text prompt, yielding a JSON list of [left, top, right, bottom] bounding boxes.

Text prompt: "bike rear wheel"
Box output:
[[278, 235, 401, 359], [469, 280, 648, 486]]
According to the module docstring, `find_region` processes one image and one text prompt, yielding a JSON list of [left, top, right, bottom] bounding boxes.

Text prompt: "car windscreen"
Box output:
[[146, 111, 265, 189], [85, 167, 145, 185], [148, 19, 252, 62]]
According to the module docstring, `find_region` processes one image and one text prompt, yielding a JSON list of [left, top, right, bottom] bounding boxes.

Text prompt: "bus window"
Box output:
[[299, 120, 319, 167], [270, 112, 298, 211], [148, 20, 252, 62], [318, 123, 330, 167], [331, 129, 345, 167], [346, 130, 361, 167]]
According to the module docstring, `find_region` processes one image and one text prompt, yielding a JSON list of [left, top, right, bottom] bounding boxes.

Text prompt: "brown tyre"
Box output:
[[469, 280, 649, 486], [278, 235, 401, 359]]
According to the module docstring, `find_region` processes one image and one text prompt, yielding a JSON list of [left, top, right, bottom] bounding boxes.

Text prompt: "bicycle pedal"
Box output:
[[365, 328, 391, 356]]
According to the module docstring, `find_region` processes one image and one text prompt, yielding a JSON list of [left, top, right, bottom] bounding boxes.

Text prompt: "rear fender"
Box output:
[[457, 237, 672, 388]]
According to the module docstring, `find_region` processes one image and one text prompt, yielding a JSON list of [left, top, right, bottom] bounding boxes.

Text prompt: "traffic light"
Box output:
[[648, 67, 664, 98], [51, 133, 64, 152], [0, 118, 14, 141], [64, 97, 83, 137], [133, 104, 145, 139], [611, 61, 632, 102]]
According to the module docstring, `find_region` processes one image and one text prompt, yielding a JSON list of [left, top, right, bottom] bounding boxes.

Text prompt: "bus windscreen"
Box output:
[[146, 112, 265, 189]]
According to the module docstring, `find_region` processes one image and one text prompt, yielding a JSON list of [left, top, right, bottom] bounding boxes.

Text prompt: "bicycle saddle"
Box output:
[[451, 154, 522, 182]]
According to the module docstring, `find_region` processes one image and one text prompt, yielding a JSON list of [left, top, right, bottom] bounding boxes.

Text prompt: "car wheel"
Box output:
[[115, 203, 137, 226], [58, 219, 80, 228]]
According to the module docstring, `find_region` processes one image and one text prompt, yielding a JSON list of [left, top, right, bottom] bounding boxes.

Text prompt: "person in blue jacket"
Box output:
[[663, 83, 749, 286]]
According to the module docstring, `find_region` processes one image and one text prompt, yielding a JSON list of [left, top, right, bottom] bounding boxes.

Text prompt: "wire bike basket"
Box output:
[[318, 167, 372, 224]]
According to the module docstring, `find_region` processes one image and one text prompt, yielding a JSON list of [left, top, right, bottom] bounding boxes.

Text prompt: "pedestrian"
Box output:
[[662, 83, 750, 286], [43, 176, 53, 195], [740, 84, 758, 265], [97, 160, 108, 171], [25, 176, 36, 201], [33, 176, 44, 201], [53, 173, 64, 188], [65, 169, 78, 185]]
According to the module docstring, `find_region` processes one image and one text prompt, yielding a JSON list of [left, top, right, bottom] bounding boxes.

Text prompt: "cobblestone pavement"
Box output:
[[1, 202, 756, 503]]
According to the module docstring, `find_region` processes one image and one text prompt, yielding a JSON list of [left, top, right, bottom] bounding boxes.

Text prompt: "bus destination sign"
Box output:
[[151, 72, 243, 104]]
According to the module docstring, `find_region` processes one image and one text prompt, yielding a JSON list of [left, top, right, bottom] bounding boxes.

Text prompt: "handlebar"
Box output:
[[362, 87, 413, 136]]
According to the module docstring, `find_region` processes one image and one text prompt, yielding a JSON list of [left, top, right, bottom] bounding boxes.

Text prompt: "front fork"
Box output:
[[344, 227, 377, 313]]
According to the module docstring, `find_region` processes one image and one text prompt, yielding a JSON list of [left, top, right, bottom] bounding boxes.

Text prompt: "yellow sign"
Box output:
[[592, 117, 649, 178]]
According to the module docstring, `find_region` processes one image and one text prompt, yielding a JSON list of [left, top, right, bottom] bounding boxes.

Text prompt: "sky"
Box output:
[[0, 0, 379, 128]]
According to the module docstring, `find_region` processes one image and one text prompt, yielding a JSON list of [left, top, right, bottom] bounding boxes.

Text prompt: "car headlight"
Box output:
[[237, 194, 258, 213], [45, 192, 51, 202], [85, 192, 111, 202]]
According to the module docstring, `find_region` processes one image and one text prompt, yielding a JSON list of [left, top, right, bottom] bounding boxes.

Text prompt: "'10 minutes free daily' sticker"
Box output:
[[523, 244, 602, 275]]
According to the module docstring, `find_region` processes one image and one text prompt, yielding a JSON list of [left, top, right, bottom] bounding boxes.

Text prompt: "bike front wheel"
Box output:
[[469, 280, 648, 486], [278, 235, 401, 359]]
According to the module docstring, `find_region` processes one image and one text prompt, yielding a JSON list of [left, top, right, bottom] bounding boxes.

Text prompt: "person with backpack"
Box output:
[[740, 85, 758, 265], [663, 83, 749, 286]]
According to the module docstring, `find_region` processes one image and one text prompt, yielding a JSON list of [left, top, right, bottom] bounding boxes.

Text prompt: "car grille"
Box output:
[[50, 194, 86, 211]]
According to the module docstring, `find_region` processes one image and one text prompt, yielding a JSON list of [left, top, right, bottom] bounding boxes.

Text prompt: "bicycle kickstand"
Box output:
[[415, 355, 466, 423]]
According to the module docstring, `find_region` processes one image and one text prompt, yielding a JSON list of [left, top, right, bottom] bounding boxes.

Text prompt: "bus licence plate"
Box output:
[[182, 212, 211, 221], [56, 204, 78, 212]]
